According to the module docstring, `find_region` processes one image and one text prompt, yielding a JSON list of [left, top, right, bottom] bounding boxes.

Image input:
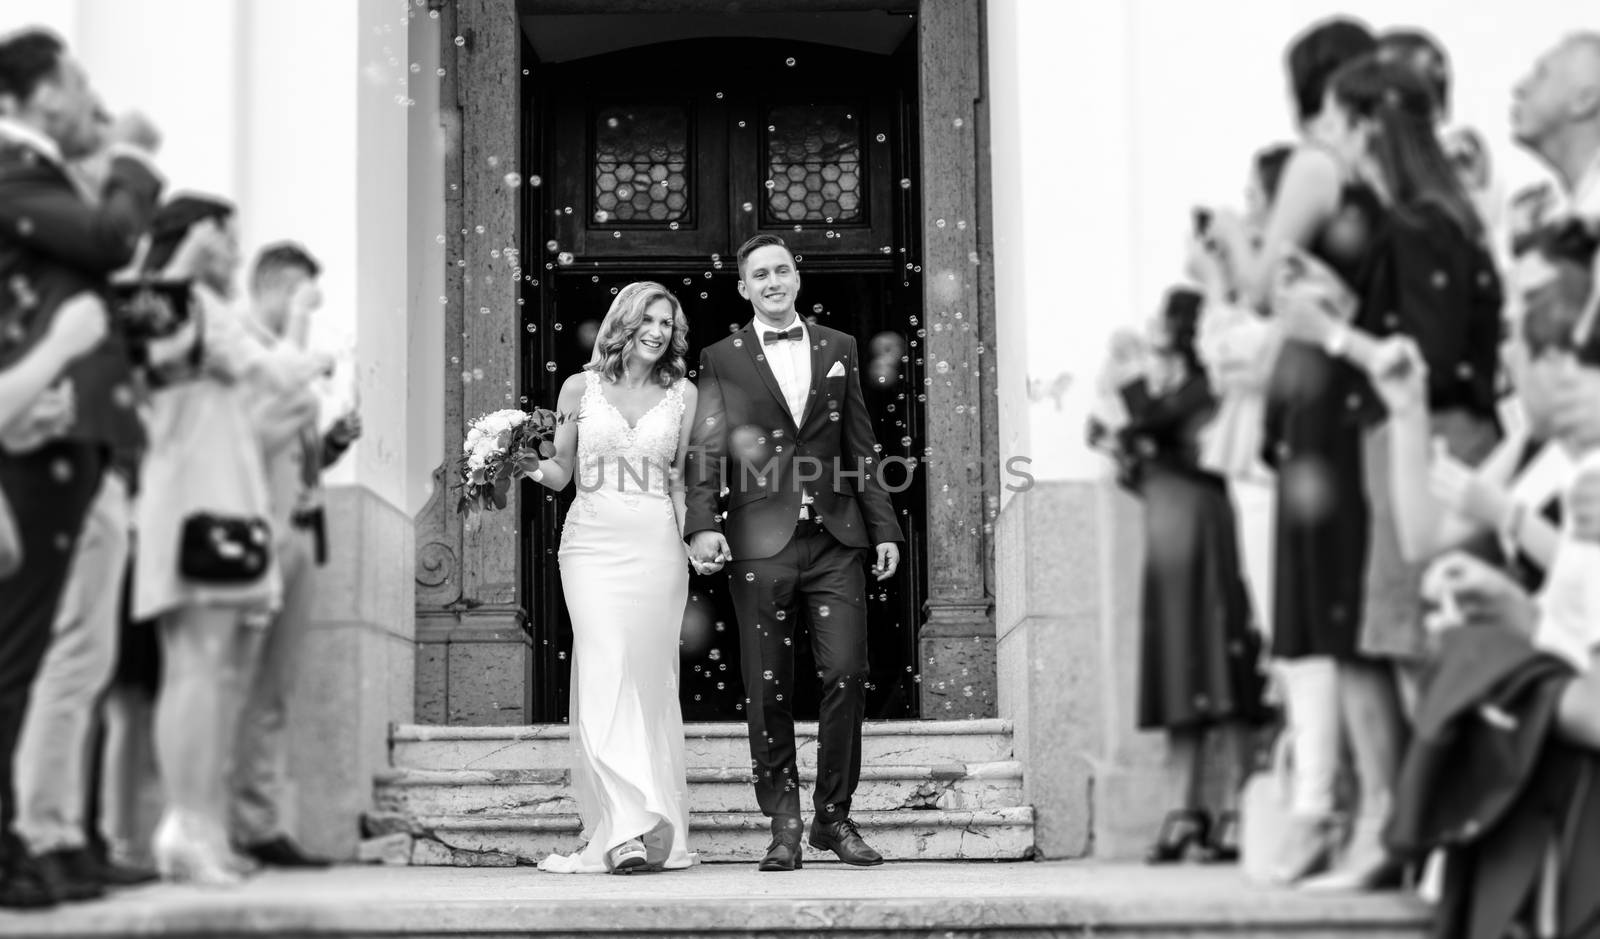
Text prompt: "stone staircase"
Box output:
[[364, 719, 1036, 865]]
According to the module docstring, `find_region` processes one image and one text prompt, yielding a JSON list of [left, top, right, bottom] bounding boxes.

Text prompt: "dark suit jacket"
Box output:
[[1386, 626, 1600, 939], [685, 319, 903, 561], [0, 137, 163, 462]]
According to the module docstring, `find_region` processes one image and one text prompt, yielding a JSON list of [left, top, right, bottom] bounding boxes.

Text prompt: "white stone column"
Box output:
[[988, 0, 1170, 860]]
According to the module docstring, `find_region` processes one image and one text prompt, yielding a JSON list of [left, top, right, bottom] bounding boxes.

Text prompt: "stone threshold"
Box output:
[[391, 718, 1014, 742], [0, 862, 1431, 938]]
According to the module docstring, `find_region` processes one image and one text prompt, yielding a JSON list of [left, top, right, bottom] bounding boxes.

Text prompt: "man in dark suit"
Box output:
[[0, 28, 162, 908], [686, 234, 903, 872]]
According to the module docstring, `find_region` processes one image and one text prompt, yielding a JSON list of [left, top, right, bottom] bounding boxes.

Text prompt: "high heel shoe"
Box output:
[[1298, 813, 1404, 892], [1199, 810, 1240, 863], [1268, 814, 1339, 885], [1146, 809, 1211, 864], [152, 813, 244, 887]]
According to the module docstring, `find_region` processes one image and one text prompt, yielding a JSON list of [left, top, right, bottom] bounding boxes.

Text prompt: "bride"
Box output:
[[524, 281, 706, 874]]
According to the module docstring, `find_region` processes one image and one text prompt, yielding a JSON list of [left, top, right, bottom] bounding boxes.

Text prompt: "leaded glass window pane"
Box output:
[[765, 104, 863, 224], [593, 105, 690, 224]]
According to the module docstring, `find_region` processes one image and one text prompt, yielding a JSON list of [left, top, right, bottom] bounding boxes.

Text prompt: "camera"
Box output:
[[109, 278, 200, 381]]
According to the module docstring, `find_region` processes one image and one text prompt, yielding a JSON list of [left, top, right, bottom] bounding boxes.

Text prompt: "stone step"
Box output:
[[409, 807, 1037, 865], [0, 863, 1431, 938], [390, 719, 1015, 771], [375, 761, 1025, 816]]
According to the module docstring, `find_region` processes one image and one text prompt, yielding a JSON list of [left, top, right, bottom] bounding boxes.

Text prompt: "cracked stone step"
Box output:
[[390, 720, 1015, 771], [375, 762, 1025, 816], [410, 808, 1036, 865]]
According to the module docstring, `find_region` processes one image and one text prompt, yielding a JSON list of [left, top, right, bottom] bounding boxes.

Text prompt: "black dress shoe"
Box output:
[[758, 817, 804, 872], [0, 851, 58, 909], [808, 818, 884, 866], [34, 850, 105, 902], [243, 836, 332, 868], [62, 847, 158, 888]]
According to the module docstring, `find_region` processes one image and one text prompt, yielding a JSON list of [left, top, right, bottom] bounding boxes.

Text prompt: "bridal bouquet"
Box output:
[[456, 407, 564, 515]]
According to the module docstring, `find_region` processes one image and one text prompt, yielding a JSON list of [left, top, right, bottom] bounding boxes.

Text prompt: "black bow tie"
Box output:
[[763, 325, 804, 345]]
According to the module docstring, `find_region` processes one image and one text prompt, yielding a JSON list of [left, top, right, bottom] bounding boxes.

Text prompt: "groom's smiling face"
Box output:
[[738, 244, 801, 324]]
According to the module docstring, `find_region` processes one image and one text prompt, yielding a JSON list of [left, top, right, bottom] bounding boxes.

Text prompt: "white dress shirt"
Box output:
[[757, 314, 812, 424], [755, 315, 813, 517]]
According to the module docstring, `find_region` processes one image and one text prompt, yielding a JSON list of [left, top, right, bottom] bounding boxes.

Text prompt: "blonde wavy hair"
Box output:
[[586, 281, 689, 387]]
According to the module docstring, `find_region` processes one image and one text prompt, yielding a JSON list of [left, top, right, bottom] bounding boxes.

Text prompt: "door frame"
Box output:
[[415, 0, 997, 724]]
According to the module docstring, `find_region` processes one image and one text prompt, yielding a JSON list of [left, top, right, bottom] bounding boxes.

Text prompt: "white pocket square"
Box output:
[[826, 361, 846, 378]]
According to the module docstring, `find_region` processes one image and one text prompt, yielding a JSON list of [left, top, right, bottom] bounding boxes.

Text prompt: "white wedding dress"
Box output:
[[538, 370, 696, 873]]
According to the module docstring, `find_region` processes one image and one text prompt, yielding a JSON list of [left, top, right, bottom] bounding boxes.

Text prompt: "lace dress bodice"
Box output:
[[563, 370, 687, 540]]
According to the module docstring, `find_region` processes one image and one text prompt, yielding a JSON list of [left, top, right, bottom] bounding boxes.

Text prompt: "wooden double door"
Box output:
[[519, 37, 927, 723]]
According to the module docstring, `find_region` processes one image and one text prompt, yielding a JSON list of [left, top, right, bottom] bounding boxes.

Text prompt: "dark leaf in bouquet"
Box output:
[[456, 495, 471, 516], [491, 475, 511, 510]]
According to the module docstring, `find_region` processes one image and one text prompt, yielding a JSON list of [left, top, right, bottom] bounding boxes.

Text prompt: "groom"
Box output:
[[686, 234, 903, 872]]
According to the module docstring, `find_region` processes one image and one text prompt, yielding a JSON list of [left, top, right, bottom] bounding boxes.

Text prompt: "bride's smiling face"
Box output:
[[628, 297, 676, 365]]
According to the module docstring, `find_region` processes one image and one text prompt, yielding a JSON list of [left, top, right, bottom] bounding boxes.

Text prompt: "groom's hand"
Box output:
[[871, 543, 900, 581]]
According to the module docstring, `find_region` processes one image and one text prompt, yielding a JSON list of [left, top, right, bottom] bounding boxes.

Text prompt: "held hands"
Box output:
[[688, 530, 732, 575]]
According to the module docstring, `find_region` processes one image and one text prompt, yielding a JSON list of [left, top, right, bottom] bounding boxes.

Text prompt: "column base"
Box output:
[[288, 485, 416, 860], [416, 608, 532, 725], [918, 600, 996, 720]]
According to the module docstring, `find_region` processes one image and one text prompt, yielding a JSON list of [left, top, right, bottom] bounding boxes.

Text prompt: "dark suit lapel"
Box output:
[[738, 324, 796, 431], [798, 323, 832, 429]]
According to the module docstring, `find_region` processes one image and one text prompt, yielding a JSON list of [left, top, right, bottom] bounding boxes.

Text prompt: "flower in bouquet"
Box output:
[[456, 406, 564, 514]]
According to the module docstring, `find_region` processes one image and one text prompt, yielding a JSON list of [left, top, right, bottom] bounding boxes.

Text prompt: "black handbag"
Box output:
[[178, 513, 271, 583]]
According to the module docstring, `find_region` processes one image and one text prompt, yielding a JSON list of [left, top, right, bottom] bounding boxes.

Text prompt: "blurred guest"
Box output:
[[131, 196, 330, 884], [1090, 288, 1266, 865], [9, 103, 162, 905], [0, 28, 161, 907], [1510, 31, 1600, 312], [231, 243, 359, 867], [1378, 29, 1510, 275], [1513, 33, 1600, 233], [1263, 51, 1503, 891], [1191, 143, 1293, 643], [1370, 252, 1595, 592], [1206, 17, 1383, 888]]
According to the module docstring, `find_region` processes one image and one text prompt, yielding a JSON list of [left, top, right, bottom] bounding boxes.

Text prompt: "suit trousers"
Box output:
[[728, 519, 869, 824], [14, 471, 129, 853], [0, 441, 103, 841], [230, 526, 316, 843]]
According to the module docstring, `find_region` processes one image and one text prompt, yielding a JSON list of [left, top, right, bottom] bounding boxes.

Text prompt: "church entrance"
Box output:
[[517, 28, 928, 723]]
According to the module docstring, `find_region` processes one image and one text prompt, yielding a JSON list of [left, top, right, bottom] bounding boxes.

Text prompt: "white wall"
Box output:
[[990, 0, 1582, 491]]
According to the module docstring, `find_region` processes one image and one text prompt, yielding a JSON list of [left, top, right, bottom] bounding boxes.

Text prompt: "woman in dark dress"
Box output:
[[1203, 18, 1391, 888], [1259, 56, 1502, 890], [1090, 288, 1266, 863]]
